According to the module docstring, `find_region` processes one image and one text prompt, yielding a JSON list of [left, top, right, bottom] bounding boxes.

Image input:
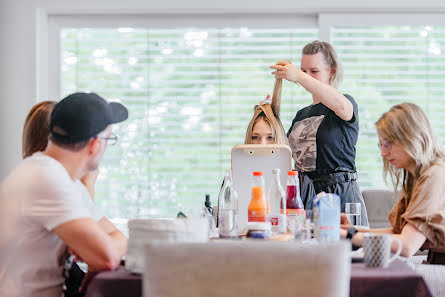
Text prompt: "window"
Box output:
[[61, 26, 318, 219], [57, 13, 445, 220], [332, 25, 445, 188]]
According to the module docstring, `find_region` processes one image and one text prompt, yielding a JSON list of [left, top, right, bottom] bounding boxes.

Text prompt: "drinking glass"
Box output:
[[345, 203, 361, 227]]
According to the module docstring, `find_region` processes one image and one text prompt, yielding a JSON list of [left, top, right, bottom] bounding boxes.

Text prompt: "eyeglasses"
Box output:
[[377, 140, 392, 152], [98, 134, 119, 145]]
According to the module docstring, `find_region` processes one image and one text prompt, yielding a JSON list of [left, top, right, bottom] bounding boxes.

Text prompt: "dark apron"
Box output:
[[299, 170, 369, 227]]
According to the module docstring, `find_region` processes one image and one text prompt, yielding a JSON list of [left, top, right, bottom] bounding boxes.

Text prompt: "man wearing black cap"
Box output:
[[0, 93, 128, 297]]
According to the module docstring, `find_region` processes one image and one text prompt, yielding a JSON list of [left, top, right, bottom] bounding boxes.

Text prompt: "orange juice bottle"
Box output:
[[248, 171, 268, 222]]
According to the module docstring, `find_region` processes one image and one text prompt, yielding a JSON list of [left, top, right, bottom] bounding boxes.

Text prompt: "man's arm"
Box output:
[[98, 217, 127, 257], [53, 218, 125, 271]]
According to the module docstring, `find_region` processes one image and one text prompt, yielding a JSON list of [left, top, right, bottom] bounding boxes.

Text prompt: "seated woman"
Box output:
[[244, 62, 315, 206], [244, 96, 287, 145], [341, 102, 445, 262], [22, 100, 98, 199]]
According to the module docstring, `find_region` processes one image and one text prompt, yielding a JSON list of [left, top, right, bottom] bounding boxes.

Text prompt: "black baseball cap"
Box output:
[[50, 92, 128, 144]]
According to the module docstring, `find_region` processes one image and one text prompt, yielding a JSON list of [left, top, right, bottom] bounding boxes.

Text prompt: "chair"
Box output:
[[144, 240, 351, 297], [362, 189, 398, 228]]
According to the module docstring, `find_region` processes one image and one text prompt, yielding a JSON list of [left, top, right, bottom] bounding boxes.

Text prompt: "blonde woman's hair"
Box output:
[[302, 40, 343, 89], [245, 60, 289, 145], [375, 102, 445, 195]]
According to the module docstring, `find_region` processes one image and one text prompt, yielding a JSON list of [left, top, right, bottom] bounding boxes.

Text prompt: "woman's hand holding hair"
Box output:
[[270, 63, 302, 83]]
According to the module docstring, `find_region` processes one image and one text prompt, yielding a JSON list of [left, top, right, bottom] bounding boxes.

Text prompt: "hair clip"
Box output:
[[259, 94, 271, 105]]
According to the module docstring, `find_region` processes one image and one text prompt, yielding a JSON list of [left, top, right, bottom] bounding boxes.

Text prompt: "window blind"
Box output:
[[332, 26, 445, 189], [61, 27, 318, 219]]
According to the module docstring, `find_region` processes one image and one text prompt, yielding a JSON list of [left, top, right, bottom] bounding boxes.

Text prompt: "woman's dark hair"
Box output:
[[22, 101, 57, 158]]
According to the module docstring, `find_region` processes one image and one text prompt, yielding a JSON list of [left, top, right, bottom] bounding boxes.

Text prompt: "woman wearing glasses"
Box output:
[[342, 103, 445, 262], [270, 41, 368, 224]]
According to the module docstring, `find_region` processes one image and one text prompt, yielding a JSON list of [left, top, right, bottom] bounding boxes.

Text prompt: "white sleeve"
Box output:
[[27, 172, 99, 231], [76, 181, 104, 222]]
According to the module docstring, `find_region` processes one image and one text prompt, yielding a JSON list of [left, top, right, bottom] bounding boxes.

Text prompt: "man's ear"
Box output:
[[88, 138, 101, 156]]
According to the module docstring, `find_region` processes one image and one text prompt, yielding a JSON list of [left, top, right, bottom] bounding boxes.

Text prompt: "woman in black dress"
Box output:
[[270, 40, 369, 226]]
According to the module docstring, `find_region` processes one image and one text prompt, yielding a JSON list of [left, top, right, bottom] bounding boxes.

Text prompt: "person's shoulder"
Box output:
[[21, 153, 74, 193], [416, 159, 445, 190], [423, 159, 445, 177]]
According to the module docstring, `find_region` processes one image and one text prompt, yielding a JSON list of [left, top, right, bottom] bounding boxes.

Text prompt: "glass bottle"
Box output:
[[268, 168, 286, 234], [217, 170, 238, 238]]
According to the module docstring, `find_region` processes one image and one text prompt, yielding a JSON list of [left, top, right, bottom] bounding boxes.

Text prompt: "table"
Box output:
[[85, 259, 434, 297]]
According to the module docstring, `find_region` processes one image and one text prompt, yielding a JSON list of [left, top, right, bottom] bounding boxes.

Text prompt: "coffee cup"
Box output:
[[363, 233, 402, 268]]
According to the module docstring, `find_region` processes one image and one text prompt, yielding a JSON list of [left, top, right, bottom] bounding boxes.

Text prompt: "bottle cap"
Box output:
[[272, 168, 280, 174], [205, 194, 211, 207], [253, 171, 263, 176], [288, 170, 298, 176]]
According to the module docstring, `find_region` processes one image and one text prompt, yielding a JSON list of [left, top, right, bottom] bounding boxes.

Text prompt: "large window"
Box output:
[[57, 15, 445, 220], [61, 27, 318, 219]]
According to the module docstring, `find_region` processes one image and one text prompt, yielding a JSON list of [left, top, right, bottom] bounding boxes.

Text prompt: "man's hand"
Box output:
[[81, 170, 99, 200]]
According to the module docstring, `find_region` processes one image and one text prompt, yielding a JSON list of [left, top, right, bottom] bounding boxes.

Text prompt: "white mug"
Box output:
[[363, 233, 402, 268]]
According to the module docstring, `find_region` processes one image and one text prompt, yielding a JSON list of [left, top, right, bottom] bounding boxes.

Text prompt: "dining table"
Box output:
[[84, 258, 434, 297]]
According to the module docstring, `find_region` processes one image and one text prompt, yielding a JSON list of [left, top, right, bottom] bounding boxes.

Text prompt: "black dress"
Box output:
[[287, 94, 369, 226]]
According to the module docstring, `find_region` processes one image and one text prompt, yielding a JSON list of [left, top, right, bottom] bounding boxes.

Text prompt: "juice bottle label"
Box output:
[[248, 209, 267, 222], [286, 208, 306, 216], [269, 213, 286, 234]]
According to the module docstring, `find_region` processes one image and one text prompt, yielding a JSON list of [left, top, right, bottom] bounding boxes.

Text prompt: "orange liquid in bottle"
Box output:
[[248, 186, 267, 222]]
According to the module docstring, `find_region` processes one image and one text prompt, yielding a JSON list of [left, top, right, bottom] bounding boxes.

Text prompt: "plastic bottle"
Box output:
[[217, 170, 238, 238], [248, 171, 268, 223], [286, 171, 306, 234], [268, 168, 287, 234]]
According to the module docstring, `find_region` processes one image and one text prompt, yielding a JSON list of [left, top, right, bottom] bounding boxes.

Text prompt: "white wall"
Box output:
[[1, 0, 445, 180]]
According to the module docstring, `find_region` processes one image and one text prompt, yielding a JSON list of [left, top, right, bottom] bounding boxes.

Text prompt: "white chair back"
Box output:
[[144, 240, 351, 297]]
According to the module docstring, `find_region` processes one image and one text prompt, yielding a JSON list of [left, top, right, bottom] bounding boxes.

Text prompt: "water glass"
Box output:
[[345, 203, 361, 226]]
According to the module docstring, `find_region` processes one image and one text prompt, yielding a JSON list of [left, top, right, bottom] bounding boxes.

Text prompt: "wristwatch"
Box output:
[[346, 227, 358, 240]]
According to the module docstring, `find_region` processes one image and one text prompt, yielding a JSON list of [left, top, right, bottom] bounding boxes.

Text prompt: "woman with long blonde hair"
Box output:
[[342, 103, 445, 262], [245, 60, 315, 205]]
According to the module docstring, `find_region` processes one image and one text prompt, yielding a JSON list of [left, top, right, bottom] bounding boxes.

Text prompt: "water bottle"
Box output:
[[268, 169, 286, 234], [217, 170, 238, 238]]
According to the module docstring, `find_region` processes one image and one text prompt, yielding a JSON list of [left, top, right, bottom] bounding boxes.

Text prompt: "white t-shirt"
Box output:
[[0, 152, 103, 297]]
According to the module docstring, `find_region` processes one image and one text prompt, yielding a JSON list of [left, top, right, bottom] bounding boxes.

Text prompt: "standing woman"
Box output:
[[270, 40, 368, 226]]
